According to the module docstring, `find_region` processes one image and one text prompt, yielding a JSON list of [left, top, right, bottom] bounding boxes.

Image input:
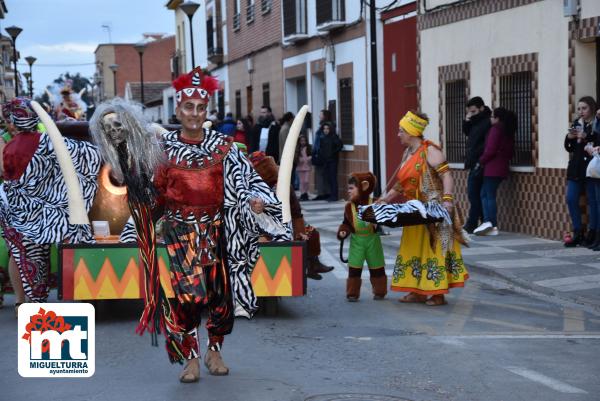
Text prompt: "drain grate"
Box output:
[[305, 394, 413, 401]]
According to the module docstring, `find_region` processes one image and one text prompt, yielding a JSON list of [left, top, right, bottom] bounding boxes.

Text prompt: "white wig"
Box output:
[[89, 98, 163, 182]]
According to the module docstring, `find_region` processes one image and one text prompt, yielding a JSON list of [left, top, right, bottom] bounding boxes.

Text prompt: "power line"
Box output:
[[17, 62, 96, 67]]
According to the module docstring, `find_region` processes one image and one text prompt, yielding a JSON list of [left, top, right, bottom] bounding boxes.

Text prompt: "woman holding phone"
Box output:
[[564, 96, 597, 247]]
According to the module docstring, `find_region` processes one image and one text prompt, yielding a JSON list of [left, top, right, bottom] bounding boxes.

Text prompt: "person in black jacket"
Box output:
[[564, 96, 597, 247], [247, 105, 281, 160], [462, 96, 492, 233], [317, 122, 343, 201]]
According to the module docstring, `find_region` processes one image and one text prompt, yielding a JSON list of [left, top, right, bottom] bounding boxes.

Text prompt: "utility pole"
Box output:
[[101, 24, 112, 43], [369, 1, 382, 196]]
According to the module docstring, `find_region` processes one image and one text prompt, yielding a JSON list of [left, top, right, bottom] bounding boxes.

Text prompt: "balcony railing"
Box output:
[[207, 46, 224, 65], [246, 2, 255, 23]]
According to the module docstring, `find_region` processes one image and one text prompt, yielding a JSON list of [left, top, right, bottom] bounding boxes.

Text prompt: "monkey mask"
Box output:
[[349, 172, 377, 204]]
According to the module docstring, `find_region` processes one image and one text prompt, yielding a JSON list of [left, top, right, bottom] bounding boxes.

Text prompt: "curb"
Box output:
[[463, 262, 600, 314], [317, 225, 600, 313]]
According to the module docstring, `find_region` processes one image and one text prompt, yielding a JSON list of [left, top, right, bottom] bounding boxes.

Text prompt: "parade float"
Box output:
[[13, 120, 306, 312]]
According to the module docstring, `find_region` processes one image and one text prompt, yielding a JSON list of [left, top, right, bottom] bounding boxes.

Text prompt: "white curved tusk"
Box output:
[[30, 100, 90, 225], [277, 105, 308, 223], [78, 87, 86, 97]]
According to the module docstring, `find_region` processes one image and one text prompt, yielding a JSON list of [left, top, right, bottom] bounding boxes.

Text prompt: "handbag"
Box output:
[[587, 153, 600, 178]]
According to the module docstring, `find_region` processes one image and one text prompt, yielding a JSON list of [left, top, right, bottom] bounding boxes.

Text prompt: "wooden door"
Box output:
[[382, 4, 417, 187]]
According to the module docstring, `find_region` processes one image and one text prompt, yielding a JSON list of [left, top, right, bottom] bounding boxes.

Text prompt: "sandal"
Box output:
[[179, 358, 200, 383], [425, 295, 447, 306], [399, 293, 427, 303], [204, 350, 229, 376]]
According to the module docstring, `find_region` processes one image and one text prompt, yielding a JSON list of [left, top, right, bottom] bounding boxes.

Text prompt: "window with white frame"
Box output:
[[246, 0, 255, 23], [233, 0, 241, 31], [283, 0, 307, 37]]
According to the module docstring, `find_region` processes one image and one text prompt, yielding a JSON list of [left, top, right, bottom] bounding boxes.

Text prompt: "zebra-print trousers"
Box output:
[[0, 223, 50, 302]]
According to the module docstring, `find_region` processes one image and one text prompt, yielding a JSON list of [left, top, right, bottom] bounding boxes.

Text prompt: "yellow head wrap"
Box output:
[[399, 111, 428, 137]]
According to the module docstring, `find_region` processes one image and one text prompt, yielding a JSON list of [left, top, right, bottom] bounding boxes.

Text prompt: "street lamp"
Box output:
[[108, 63, 119, 98], [179, 1, 200, 68], [25, 56, 36, 98], [5, 25, 23, 97], [133, 42, 147, 107]]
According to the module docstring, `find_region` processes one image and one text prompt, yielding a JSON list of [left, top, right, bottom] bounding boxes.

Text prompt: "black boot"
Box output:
[[309, 256, 334, 273], [592, 231, 600, 251], [564, 229, 584, 247], [587, 230, 600, 249], [582, 229, 596, 247]]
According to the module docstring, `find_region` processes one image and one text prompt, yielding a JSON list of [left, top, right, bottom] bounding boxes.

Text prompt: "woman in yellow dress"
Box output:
[[379, 111, 469, 306]]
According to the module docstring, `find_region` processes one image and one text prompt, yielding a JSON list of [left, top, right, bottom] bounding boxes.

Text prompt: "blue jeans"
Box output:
[[465, 168, 484, 229], [481, 177, 503, 227], [587, 178, 600, 230], [566, 180, 585, 231]]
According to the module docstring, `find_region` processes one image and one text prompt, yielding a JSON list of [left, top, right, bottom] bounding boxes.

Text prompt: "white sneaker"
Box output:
[[488, 227, 499, 236], [473, 222, 493, 235]]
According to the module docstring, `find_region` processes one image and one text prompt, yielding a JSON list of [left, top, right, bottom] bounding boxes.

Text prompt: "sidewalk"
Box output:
[[300, 199, 600, 311]]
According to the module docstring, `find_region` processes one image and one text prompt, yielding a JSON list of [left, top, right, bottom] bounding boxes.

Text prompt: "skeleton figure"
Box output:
[[101, 112, 127, 146], [89, 98, 162, 186]]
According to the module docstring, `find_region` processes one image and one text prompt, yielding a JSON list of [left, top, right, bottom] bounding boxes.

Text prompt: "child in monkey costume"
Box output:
[[337, 172, 387, 301]]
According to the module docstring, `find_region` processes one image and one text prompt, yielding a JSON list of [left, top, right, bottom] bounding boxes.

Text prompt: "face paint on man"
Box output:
[[177, 98, 208, 135]]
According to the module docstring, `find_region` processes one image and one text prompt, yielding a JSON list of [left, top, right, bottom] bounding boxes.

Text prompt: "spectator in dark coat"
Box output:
[[473, 107, 516, 236], [462, 97, 492, 233], [248, 106, 280, 159], [312, 109, 335, 200], [317, 122, 343, 202]]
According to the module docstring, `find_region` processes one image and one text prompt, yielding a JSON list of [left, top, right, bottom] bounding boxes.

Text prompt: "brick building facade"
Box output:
[[227, 0, 284, 119], [95, 34, 175, 101]]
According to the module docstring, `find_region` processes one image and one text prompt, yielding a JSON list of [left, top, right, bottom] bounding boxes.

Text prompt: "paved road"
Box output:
[[1, 228, 599, 401], [301, 199, 600, 311]]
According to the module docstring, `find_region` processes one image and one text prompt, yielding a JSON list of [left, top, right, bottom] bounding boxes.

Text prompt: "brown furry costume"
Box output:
[[337, 172, 387, 301]]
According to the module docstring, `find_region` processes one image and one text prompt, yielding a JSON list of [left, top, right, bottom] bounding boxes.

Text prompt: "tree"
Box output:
[[35, 72, 93, 106]]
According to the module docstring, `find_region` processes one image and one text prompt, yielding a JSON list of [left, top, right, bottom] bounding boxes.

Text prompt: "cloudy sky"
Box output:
[[5, 0, 175, 96]]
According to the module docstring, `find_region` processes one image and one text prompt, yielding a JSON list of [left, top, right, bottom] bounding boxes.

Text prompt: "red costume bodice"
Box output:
[[154, 135, 232, 220], [2, 132, 40, 180]]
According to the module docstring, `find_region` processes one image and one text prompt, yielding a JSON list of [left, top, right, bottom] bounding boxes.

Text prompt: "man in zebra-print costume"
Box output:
[[0, 97, 100, 314], [163, 67, 289, 382], [106, 68, 289, 383]]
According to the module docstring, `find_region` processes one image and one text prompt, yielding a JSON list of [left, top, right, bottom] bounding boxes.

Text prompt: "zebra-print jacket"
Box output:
[[0, 132, 100, 244]]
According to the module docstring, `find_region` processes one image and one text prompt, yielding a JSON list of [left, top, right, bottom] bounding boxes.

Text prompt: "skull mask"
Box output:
[[101, 112, 126, 145]]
